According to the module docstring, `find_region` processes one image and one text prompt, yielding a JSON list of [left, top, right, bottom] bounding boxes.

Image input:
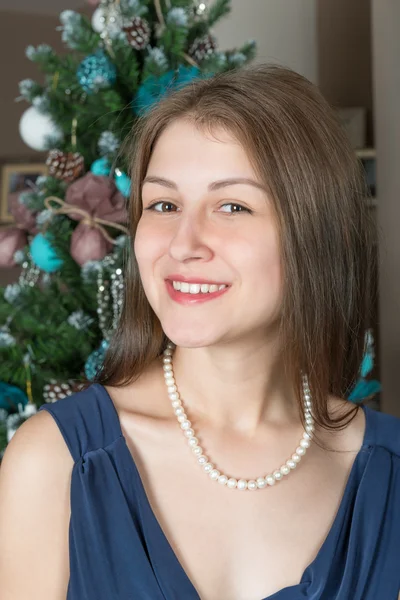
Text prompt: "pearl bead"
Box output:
[[210, 469, 220, 480], [163, 356, 172, 363], [248, 480, 257, 490], [181, 420, 191, 430], [197, 455, 207, 464], [177, 415, 186, 423], [303, 432, 311, 440], [292, 453, 301, 463], [218, 475, 228, 485], [286, 459, 297, 469], [266, 475, 276, 486], [170, 393, 179, 401], [171, 400, 181, 408], [163, 364, 172, 372], [280, 465, 290, 476], [184, 429, 194, 438], [174, 407, 184, 416], [300, 438, 310, 448], [296, 446, 306, 456], [165, 377, 175, 386], [257, 477, 267, 488], [227, 478, 237, 489], [203, 463, 213, 473], [167, 385, 177, 394], [237, 479, 248, 490], [273, 470, 283, 481], [192, 446, 202, 456], [188, 437, 198, 447]]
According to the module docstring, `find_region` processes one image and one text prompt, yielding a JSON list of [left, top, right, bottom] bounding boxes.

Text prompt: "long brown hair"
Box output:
[[97, 63, 376, 432]]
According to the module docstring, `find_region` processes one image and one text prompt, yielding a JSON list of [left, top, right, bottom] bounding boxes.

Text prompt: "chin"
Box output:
[[161, 322, 223, 349]]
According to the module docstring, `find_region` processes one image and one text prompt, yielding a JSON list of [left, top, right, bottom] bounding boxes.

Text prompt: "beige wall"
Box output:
[[317, 0, 373, 144], [372, 0, 400, 417], [214, 0, 317, 83]]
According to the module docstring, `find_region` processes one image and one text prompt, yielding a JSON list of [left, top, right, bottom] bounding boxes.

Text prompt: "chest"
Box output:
[[122, 419, 357, 600]]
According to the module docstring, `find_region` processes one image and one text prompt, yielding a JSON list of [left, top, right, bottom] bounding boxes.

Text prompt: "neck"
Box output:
[[167, 340, 301, 437]]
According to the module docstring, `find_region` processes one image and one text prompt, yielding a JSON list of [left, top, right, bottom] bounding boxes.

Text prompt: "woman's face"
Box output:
[[135, 119, 283, 348]]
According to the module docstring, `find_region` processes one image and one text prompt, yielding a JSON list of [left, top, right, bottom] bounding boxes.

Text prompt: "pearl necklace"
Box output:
[[162, 343, 315, 491]]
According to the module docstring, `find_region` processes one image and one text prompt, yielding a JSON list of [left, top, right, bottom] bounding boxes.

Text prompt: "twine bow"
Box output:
[[44, 195, 129, 245]]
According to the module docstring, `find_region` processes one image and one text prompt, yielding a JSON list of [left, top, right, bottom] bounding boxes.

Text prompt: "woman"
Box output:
[[1, 64, 399, 600]]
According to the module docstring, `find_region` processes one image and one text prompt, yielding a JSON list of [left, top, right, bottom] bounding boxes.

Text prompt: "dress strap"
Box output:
[[362, 404, 400, 457], [39, 383, 123, 463]]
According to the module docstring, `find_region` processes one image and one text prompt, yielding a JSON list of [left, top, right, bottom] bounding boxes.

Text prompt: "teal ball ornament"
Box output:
[[0, 382, 28, 413], [91, 157, 112, 176], [77, 50, 117, 94], [114, 169, 131, 197], [30, 233, 63, 273]]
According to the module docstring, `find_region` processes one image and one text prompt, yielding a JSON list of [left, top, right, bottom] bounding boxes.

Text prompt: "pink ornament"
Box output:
[[71, 225, 112, 266], [65, 173, 127, 266], [0, 228, 28, 267], [65, 173, 127, 223]]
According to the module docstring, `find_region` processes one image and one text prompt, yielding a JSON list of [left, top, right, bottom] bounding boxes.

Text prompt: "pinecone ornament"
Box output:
[[188, 34, 217, 62], [43, 380, 84, 403], [46, 149, 85, 183], [123, 16, 151, 50]]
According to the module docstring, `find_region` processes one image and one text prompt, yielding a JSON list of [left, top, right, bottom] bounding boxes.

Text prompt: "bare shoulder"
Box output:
[[105, 356, 170, 420], [0, 410, 72, 599]]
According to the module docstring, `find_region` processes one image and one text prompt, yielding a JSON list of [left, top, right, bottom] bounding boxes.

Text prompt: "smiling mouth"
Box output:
[[165, 280, 230, 303], [170, 280, 228, 295]]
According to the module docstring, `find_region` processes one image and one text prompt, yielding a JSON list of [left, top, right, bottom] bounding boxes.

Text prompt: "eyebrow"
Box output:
[[142, 175, 266, 192]]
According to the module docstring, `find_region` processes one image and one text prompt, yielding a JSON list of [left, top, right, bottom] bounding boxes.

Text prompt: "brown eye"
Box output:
[[146, 201, 178, 213], [219, 203, 252, 214]]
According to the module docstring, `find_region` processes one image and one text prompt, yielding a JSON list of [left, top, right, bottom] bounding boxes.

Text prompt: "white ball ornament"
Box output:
[[91, 7, 106, 33], [19, 106, 62, 152]]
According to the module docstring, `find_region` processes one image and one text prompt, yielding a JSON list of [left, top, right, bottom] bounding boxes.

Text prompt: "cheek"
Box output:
[[134, 218, 163, 268], [235, 228, 282, 280]]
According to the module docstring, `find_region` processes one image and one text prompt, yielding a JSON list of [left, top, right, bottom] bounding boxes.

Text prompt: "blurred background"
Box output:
[[0, 0, 398, 424]]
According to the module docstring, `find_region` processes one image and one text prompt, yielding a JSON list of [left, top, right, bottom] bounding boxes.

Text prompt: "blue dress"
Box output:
[[39, 383, 400, 599]]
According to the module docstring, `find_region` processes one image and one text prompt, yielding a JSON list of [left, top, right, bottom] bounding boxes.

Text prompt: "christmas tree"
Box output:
[[0, 0, 257, 452]]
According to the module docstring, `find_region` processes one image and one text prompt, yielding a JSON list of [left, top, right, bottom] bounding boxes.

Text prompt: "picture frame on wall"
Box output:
[[0, 163, 48, 224]]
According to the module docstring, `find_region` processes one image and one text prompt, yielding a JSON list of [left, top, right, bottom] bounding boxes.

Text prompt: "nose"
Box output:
[[168, 211, 213, 264]]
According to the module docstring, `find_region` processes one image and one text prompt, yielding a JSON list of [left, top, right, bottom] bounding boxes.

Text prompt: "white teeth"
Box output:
[[171, 281, 227, 294]]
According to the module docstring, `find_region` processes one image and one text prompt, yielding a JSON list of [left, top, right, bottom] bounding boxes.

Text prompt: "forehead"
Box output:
[[147, 119, 255, 175]]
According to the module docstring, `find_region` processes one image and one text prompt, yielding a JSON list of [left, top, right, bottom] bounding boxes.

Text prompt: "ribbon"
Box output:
[[44, 195, 129, 245]]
